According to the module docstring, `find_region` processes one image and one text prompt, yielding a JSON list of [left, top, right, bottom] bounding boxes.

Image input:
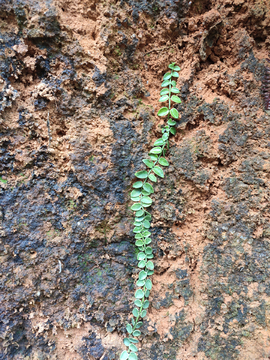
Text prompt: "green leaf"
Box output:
[[142, 159, 154, 168], [154, 138, 164, 146], [136, 210, 144, 217], [172, 71, 179, 77], [136, 279, 145, 287], [137, 252, 146, 260], [149, 147, 162, 154], [139, 270, 148, 280], [145, 246, 152, 254], [146, 261, 154, 270], [120, 351, 129, 360], [142, 230, 151, 237], [153, 166, 164, 178], [133, 181, 143, 188], [173, 65, 181, 71], [157, 107, 169, 116], [145, 290, 150, 297], [141, 196, 152, 205], [162, 132, 169, 141], [135, 239, 144, 246], [159, 158, 169, 166], [171, 95, 181, 103], [149, 173, 157, 183], [138, 260, 146, 268], [129, 352, 138, 360], [159, 95, 169, 102], [147, 254, 154, 259], [170, 127, 176, 135], [134, 299, 142, 307], [129, 344, 138, 352], [163, 72, 172, 80], [160, 88, 169, 95], [171, 80, 177, 86], [141, 310, 147, 318], [145, 214, 151, 221], [135, 289, 144, 299], [142, 189, 150, 196], [149, 154, 158, 161], [145, 238, 152, 245], [133, 227, 142, 234], [132, 330, 141, 337], [171, 87, 180, 93], [168, 63, 175, 69], [145, 279, 152, 290], [131, 203, 141, 211], [126, 324, 133, 334], [135, 233, 142, 239], [143, 183, 154, 193], [136, 322, 143, 328], [170, 108, 179, 119], [167, 119, 176, 125], [147, 269, 154, 275], [143, 300, 150, 309], [123, 338, 131, 346], [161, 80, 170, 87], [131, 189, 141, 197], [131, 196, 140, 202], [129, 338, 139, 343], [135, 170, 148, 179], [133, 308, 139, 317], [143, 220, 150, 228]]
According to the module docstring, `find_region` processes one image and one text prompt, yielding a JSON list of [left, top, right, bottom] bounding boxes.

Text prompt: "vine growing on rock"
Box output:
[[120, 63, 181, 360]]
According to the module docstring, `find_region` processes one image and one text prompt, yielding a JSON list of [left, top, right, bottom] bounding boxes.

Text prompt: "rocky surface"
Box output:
[[0, 0, 270, 359]]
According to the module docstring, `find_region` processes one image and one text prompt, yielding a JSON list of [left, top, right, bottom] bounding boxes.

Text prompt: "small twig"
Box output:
[[143, 46, 174, 57], [47, 112, 52, 147], [58, 260, 62, 273]]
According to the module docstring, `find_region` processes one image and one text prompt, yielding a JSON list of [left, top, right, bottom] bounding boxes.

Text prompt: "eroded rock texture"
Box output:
[[0, 0, 270, 359]]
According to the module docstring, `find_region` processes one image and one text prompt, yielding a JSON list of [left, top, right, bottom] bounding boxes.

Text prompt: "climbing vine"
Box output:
[[120, 63, 181, 360]]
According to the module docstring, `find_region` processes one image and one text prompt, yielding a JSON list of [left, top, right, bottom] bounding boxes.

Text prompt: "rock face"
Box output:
[[0, 0, 270, 359]]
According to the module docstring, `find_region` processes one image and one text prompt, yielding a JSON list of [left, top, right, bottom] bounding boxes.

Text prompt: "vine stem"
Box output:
[[127, 68, 174, 346], [121, 63, 180, 360]]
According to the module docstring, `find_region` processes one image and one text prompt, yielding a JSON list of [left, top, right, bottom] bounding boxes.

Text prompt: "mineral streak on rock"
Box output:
[[0, 0, 270, 359]]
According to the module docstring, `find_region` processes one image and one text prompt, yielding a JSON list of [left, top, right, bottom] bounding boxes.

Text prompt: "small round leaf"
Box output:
[[139, 270, 147, 280], [149, 147, 162, 154], [171, 95, 181, 103], [145, 279, 152, 290], [134, 299, 142, 307], [157, 107, 169, 117], [131, 203, 141, 211], [135, 170, 148, 179], [159, 158, 169, 166], [120, 351, 129, 360], [146, 261, 154, 270], [126, 324, 133, 334], [142, 159, 154, 168], [149, 173, 157, 183], [170, 108, 179, 119], [160, 88, 169, 95], [153, 166, 164, 178], [143, 183, 154, 193], [135, 289, 144, 299], [133, 181, 143, 188], [163, 72, 171, 80], [129, 352, 138, 360], [159, 95, 169, 102], [154, 138, 164, 146]]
